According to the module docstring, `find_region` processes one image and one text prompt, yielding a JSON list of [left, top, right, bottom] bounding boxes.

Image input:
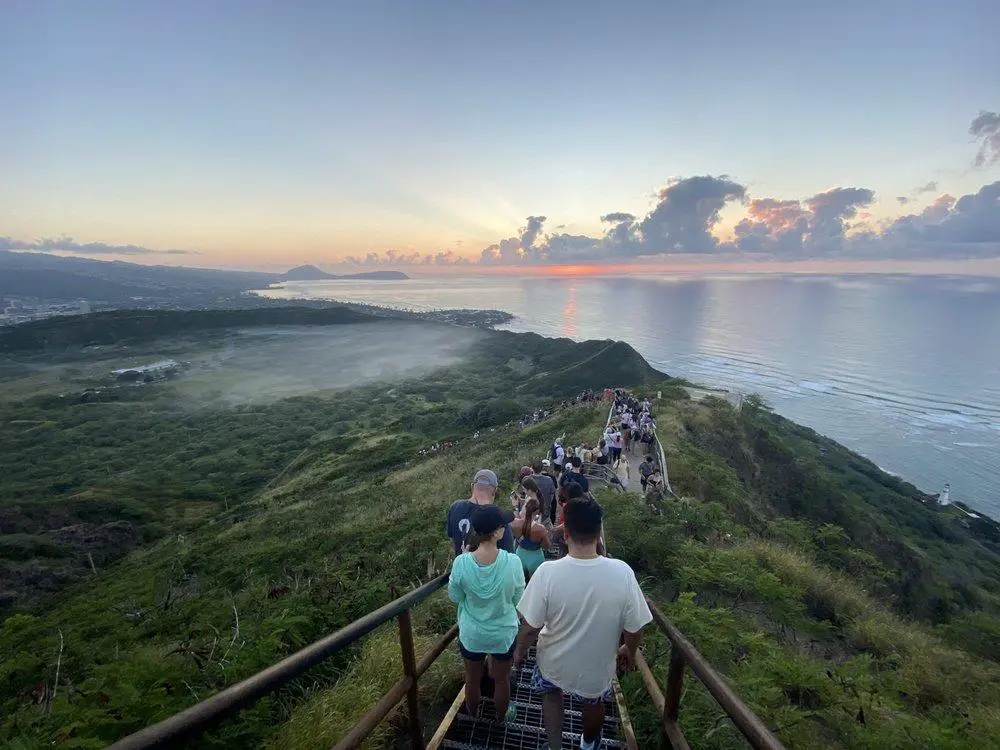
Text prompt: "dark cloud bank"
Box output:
[[357, 178, 999, 266], [355, 110, 1000, 266], [6, 112, 998, 268], [0, 236, 191, 256]]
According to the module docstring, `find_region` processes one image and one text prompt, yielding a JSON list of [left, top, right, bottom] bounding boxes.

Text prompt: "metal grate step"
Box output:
[[443, 712, 624, 750], [441, 644, 623, 750], [509, 682, 620, 725]]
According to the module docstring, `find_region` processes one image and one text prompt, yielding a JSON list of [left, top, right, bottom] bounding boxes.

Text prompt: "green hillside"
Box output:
[[1, 321, 999, 748]]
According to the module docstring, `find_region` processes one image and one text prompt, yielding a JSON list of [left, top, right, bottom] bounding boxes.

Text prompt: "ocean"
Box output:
[[257, 273, 1000, 520]]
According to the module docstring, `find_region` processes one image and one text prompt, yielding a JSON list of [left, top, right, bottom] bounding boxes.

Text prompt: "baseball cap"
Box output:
[[541, 459, 551, 466], [470, 504, 515, 535], [473, 469, 498, 488], [519, 466, 533, 480]]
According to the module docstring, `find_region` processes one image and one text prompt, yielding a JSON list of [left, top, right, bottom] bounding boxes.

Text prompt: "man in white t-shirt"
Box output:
[[514, 497, 652, 750]]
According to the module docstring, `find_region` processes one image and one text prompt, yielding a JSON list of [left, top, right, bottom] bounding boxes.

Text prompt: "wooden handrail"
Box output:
[[639, 598, 786, 750], [109, 574, 451, 749]]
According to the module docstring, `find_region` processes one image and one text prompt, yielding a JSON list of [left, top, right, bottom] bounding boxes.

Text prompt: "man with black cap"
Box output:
[[446, 469, 514, 556]]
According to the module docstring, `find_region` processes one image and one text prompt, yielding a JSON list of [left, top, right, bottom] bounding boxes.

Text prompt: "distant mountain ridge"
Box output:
[[0, 251, 406, 305], [280, 265, 408, 281]]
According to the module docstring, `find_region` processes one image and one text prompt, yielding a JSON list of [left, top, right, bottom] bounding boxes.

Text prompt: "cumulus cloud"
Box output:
[[733, 188, 874, 255], [804, 187, 875, 249], [885, 183, 1000, 255], [480, 215, 554, 263], [637, 176, 746, 254], [0, 236, 192, 255], [735, 198, 808, 253], [970, 110, 1000, 167], [520, 215, 547, 252], [915, 180, 938, 194], [345, 249, 469, 265], [939, 182, 1000, 242]]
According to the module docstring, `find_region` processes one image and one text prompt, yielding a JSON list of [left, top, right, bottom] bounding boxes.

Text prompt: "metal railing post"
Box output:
[[397, 609, 424, 749], [663, 648, 685, 721]]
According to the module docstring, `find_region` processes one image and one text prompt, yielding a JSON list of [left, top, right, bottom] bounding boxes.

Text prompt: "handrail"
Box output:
[[650, 422, 678, 499], [109, 573, 451, 750], [636, 598, 785, 750]]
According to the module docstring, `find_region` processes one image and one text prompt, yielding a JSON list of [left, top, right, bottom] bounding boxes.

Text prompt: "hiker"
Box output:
[[554, 481, 584, 530], [549, 481, 586, 555], [615, 454, 630, 490], [512, 481, 550, 578], [551, 439, 566, 475], [607, 425, 623, 466], [448, 505, 525, 723], [446, 469, 514, 555], [638, 454, 655, 491], [513, 497, 652, 750], [509, 465, 534, 514], [530, 459, 557, 527], [645, 468, 666, 504], [559, 455, 590, 493], [594, 438, 608, 465], [541, 459, 561, 524]]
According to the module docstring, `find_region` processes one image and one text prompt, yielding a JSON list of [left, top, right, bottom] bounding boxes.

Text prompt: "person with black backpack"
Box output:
[[550, 439, 566, 475]]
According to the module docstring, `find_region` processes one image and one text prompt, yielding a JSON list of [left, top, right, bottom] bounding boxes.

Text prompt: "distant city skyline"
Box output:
[[2, 1, 998, 269]]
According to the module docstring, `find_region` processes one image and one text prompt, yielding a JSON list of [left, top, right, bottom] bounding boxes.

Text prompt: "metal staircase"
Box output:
[[434, 646, 628, 750]]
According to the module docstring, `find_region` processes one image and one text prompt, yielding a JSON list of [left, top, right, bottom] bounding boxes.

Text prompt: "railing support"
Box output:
[[398, 609, 424, 750], [646, 599, 785, 750], [635, 650, 689, 750], [664, 648, 685, 721]]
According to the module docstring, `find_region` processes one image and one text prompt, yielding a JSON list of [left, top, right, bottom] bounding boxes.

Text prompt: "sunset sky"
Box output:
[[2, 1, 999, 270]]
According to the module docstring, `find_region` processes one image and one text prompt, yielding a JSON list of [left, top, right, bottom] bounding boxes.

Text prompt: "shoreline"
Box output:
[[254, 289, 1000, 523]]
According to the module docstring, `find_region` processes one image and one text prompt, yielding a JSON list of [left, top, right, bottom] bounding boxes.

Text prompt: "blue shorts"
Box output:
[[531, 666, 613, 705], [459, 639, 516, 662]]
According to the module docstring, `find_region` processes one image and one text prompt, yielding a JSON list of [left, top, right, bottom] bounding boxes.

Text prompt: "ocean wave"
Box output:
[[798, 380, 833, 393]]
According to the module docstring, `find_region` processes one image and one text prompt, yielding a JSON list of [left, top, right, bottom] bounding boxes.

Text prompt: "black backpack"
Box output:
[[550, 443, 560, 462]]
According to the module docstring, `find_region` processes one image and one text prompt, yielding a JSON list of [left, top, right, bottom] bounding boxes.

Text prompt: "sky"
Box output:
[[1, 0, 999, 271]]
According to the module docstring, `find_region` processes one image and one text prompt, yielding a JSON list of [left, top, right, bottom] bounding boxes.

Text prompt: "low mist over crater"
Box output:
[[176, 322, 484, 405]]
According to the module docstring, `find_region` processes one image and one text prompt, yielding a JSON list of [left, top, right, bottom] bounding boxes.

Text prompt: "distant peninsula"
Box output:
[[280, 265, 409, 281]]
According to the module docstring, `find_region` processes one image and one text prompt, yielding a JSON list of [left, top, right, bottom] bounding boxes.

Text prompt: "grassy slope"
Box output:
[[3, 324, 1000, 748], [609, 391, 1000, 749], [0, 322, 646, 748]]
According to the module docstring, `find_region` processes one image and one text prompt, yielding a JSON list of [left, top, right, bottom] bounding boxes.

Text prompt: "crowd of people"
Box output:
[[418, 389, 601, 457], [444, 388, 659, 749], [445, 466, 650, 749]]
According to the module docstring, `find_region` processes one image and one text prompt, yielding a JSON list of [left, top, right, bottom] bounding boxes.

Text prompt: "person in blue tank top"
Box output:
[[512, 478, 550, 578], [448, 504, 525, 723]]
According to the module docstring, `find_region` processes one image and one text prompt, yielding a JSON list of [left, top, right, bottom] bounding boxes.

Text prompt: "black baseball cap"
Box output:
[[469, 504, 514, 535]]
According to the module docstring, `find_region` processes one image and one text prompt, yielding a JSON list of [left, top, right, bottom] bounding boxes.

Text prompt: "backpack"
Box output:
[[550, 443, 560, 462]]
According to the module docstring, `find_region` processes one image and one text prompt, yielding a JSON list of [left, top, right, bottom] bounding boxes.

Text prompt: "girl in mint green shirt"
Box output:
[[448, 504, 525, 723]]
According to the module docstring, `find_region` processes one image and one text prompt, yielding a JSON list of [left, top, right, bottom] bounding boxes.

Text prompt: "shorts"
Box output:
[[530, 666, 613, 705], [459, 639, 516, 662], [515, 545, 546, 575]]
